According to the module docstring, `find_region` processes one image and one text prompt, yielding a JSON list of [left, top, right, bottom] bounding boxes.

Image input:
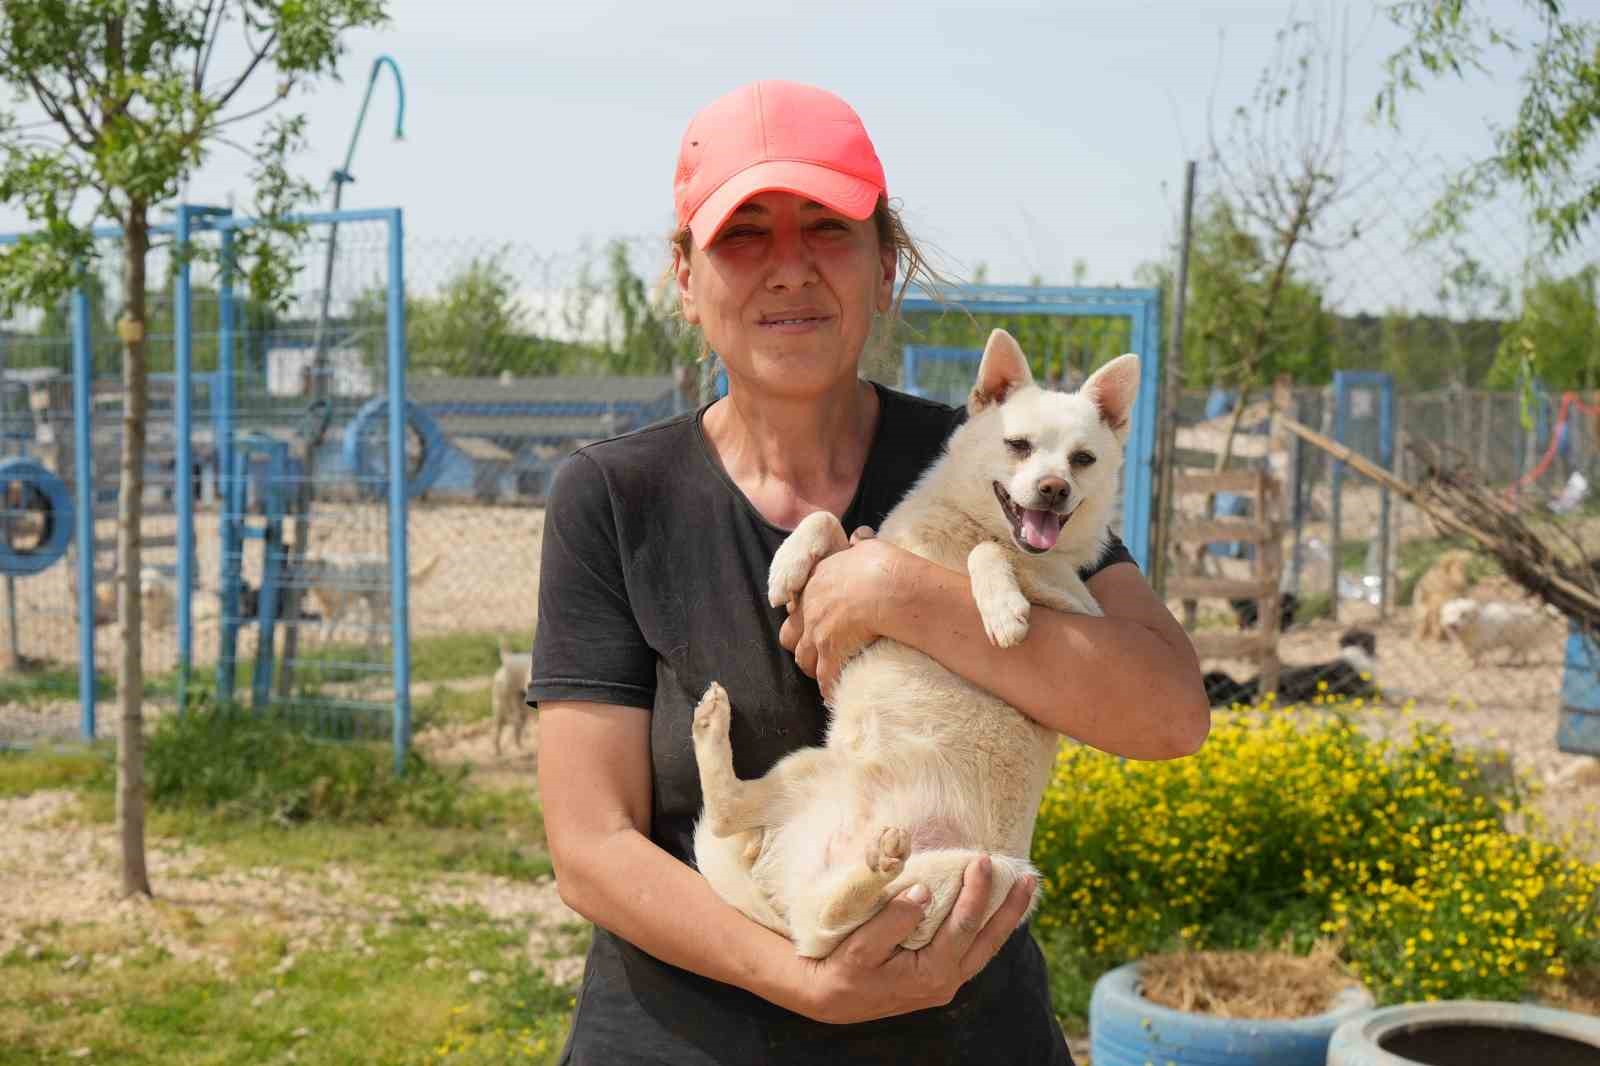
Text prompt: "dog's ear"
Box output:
[[968, 329, 1034, 414], [1081, 353, 1141, 440]]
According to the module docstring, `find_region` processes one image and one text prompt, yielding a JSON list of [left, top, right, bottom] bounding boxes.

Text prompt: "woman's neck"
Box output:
[[703, 376, 879, 527]]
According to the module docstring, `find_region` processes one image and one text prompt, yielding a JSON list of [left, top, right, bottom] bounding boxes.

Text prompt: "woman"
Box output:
[[531, 80, 1209, 1065]]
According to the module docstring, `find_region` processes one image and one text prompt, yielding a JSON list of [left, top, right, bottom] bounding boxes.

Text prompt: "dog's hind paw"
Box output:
[[865, 825, 909, 878], [692, 682, 731, 741]]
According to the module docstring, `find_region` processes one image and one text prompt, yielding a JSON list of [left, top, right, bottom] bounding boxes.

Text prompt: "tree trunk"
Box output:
[[117, 204, 151, 898]]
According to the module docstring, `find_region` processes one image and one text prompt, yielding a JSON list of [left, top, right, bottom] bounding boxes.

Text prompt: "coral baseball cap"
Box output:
[[673, 81, 887, 249]]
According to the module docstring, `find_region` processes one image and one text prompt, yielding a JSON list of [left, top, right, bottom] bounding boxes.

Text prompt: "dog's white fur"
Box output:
[[493, 635, 534, 755], [1440, 596, 1559, 665], [297, 552, 442, 642], [691, 330, 1139, 958]]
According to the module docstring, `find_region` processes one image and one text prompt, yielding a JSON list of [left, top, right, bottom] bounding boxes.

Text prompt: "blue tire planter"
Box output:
[[341, 397, 446, 500], [1327, 1000, 1600, 1065], [0, 457, 74, 576], [1089, 960, 1375, 1066]]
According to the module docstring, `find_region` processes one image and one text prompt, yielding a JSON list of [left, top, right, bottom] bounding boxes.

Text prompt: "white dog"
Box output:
[[295, 552, 442, 643], [691, 330, 1139, 958], [1439, 597, 1559, 665], [493, 635, 534, 755]]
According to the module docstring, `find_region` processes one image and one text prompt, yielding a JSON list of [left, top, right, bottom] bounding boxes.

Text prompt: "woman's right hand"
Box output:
[[784, 856, 1038, 1025]]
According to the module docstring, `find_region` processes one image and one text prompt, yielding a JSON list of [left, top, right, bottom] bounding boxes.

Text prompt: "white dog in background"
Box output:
[[1439, 597, 1560, 665], [691, 330, 1140, 958], [493, 635, 534, 755], [296, 552, 442, 643]]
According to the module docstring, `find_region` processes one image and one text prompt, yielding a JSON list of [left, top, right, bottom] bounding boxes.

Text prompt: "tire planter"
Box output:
[[1089, 960, 1375, 1066], [0, 457, 74, 576], [340, 397, 446, 500], [1327, 1000, 1600, 1066]]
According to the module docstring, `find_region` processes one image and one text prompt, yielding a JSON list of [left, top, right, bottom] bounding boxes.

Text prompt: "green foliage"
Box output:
[[1031, 712, 1600, 1005], [1487, 266, 1600, 390], [0, 0, 390, 315], [144, 702, 483, 827], [1380, 0, 1600, 252], [0, 747, 112, 797]]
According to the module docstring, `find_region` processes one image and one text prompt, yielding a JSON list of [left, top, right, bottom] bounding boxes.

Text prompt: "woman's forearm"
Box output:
[[552, 820, 808, 1010], [874, 554, 1209, 759]]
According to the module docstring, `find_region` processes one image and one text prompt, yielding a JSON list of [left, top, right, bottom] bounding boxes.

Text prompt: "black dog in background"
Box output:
[[1204, 628, 1378, 709], [1230, 590, 1300, 632]]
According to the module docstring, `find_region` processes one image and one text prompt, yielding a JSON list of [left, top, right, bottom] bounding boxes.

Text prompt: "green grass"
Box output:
[[0, 899, 574, 1065]]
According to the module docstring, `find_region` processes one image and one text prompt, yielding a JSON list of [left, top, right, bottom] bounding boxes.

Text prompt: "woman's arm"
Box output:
[[782, 539, 1208, 760], [537, 699, 1037, 1025]]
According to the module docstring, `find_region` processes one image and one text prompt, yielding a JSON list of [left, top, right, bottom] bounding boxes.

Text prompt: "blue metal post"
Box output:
[[216, 232, 238, 699], [71, 284, 96, 740], [174, 206, 194, 712], [902, 345, 919, 396], [1378, 375, 1394, 617], [1122, 293, 1161, 573], [386, 209, 412, 775]]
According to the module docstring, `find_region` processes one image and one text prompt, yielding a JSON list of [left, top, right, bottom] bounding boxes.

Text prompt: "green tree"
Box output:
[[0, 0, 387, 897], [601, 239, 697, 376], [1488, 266, 1600, 390], [1379, 0, 1600, 252]]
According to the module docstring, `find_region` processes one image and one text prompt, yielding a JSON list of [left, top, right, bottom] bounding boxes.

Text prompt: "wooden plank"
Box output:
[[1172, 470, 1267, 496], [1190, 632, 1277, 659], [1168, 519, 1273, 545], [1164, 576, 1279, 600]]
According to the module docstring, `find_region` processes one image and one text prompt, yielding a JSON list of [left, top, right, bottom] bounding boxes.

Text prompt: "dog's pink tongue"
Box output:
[[1020, 509, 1061, 550]]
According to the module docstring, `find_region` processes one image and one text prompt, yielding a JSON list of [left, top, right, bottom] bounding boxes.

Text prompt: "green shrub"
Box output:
[[145, 702, 488, 828], [1031, 709, 1600, 1004]]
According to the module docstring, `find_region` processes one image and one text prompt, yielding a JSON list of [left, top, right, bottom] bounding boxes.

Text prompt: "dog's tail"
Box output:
[[410, 553, 443, 587]]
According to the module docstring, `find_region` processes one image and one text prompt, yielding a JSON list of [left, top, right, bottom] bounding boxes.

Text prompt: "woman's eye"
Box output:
[[1005, 438, 1033, 458], [1070, 450, 1096, 467], [813, 218, 850, 233], [717, 226, 763, 243]]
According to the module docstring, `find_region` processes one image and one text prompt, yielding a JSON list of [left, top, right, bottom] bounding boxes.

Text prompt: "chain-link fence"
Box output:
[[1167, 138, 1600, 806]]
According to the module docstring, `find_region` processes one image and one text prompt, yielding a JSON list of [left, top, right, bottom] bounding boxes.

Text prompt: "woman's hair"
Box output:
[[665, 197, 949, 361]]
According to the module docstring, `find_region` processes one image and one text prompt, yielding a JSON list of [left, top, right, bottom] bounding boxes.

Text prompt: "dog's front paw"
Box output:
[[692, 682, 731, 742], [977, 584, 1031, 647], [767, 512, 847, 607]]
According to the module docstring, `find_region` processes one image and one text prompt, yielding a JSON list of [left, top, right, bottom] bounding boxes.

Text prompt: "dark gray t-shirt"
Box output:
[[529, 382, 1130, 1065]]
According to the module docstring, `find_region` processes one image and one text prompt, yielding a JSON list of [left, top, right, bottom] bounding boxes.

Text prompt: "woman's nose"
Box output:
[[765, 227, 817, 291]]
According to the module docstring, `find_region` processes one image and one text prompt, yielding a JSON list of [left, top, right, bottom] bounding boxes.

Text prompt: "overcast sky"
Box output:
[[0, 1, 1555, 313]]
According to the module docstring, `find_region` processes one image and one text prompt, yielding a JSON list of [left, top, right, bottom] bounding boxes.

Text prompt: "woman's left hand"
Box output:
[[780, 526, 897, 698]]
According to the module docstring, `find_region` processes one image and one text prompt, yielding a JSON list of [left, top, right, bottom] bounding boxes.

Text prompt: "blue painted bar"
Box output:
[[1559, 623, 1600, 756], [386, 209, 412, 775], [173, 206, 194, 713], [1, 207, 399, 247], [216, 232, 239, 700], [71, 284, 96, 740]]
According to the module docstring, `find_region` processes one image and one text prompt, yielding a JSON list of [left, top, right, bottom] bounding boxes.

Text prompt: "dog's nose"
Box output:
[[1036, 477, 1069, 502]]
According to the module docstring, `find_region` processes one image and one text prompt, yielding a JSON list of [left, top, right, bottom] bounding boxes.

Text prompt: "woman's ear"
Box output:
[[675, 245, 699, 325]]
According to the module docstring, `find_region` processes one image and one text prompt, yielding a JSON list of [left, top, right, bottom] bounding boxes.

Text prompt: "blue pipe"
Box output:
[[216, 232, 238, 700], [386, 209, 411, 775], [174, 206, 194, 713], [71, 284, 96, 740]]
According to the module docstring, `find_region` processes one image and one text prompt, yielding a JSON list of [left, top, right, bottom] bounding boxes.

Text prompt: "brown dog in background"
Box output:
[[1413, 550, 1472, 641]]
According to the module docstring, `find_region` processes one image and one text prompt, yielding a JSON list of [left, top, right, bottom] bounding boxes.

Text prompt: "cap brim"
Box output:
[[689, 160, 882, 249]]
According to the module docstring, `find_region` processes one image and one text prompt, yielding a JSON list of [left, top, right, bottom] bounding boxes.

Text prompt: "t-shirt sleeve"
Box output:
[[526, 451, 657, 710], [1079, 530, 1137, 580]]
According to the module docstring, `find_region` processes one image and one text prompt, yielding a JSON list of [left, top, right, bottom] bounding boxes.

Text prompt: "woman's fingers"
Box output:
[[959, 873, 1036, 982], [834, 883, 930, 969]]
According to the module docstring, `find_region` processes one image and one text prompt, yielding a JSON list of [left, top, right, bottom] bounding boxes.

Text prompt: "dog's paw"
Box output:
[[977, 584, 1031, 647], [692, 682, 731, 741], [767, 513, 846, 607], [865, 825, 909, 878]]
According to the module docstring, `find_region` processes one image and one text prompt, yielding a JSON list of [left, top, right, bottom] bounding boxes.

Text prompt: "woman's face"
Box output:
[[677, 191, 895, 399]]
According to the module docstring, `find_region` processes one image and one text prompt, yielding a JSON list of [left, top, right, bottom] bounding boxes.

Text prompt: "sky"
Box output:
[[0, 1, 1558, 317]]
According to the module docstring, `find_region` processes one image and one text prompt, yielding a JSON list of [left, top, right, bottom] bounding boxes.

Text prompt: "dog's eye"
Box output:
[[1070, 450, 1097, 467], [1004, 437, 1033, 458]]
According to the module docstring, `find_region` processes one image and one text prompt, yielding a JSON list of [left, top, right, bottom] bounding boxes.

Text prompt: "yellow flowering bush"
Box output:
[[1030, 709, 1600, 1004]]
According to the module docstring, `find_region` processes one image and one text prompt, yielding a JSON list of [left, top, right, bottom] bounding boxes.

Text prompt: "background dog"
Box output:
[[1204, 628, 1378, 708], [492, 634, 534, 755], [1412, 550, 1473, 641], [1440, 597, 1560, 665], [295, 552, 442, 643]]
